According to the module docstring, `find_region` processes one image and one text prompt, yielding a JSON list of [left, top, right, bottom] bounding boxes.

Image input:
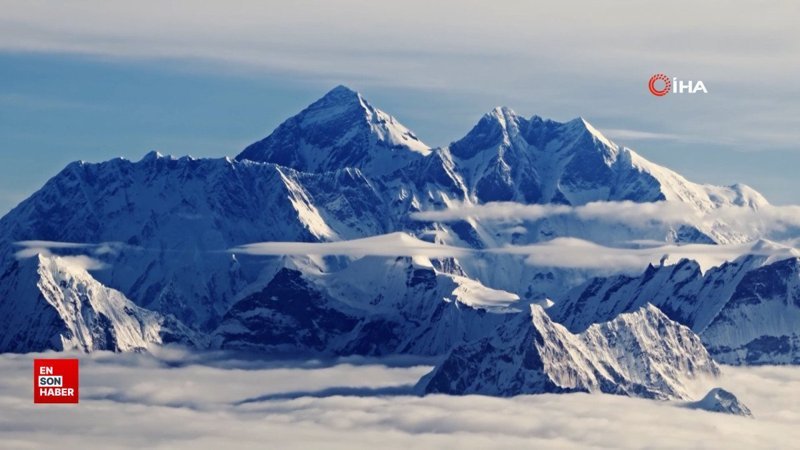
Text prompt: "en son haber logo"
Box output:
[[34, 359, 79, 404]]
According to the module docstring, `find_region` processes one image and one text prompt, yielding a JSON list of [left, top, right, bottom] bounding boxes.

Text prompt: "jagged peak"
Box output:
[[141, 150, 164, 162], [236, 85, 430, 170], [324, 84, 359, 98], [308, 84, 365, 111], [486, 105, 518, 122]]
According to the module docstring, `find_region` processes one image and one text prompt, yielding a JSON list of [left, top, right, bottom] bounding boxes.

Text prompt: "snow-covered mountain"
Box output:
[[0, 85, 795, 384], [0, 154, 398, 329], [686, 388, 753, 416], [237, 85, 431, 176], [418, 304, 718, 400], [550, 252, 800, 364], [214, 257, 515, 356], [0, 254, 197, 352]]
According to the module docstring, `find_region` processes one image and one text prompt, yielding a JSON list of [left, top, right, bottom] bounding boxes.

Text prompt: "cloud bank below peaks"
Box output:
[[491, 238, 800, 273], [411, 201, 800, 238], [229, 232, 473, 259], [229, 233, 799, 274]]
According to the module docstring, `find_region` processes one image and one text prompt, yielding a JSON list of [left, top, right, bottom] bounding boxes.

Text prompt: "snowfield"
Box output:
[[0, 349, 797, 449]]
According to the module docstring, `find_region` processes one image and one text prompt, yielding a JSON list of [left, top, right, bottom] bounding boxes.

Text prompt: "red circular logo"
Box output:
[[648, 73, 671, 96]]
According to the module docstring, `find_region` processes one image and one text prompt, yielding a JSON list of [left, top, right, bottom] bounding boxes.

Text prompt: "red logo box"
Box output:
[[34, 359, 79, 404]]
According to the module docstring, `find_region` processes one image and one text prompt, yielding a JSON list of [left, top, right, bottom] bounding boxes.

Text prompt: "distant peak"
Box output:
[[488, 105, 516, 117], [317, 84, 363, 105], [236, 85, 429, 169], [449, 107, 523, 158], [483, 106, 520, 127], [141, 150, 164, 162]]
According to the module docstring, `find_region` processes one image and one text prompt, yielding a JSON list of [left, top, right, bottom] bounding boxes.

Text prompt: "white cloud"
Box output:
[[601, 128, 728, 145], [229, 232, 472, 259], [411, 201, 800, 238], [0, 350, 797, 449], [232, 230, 799, 274], [411, 201, 696, 226], [490, 237, 800, 273], [13, 240, 126, 270], [14, 223, 800, 276]]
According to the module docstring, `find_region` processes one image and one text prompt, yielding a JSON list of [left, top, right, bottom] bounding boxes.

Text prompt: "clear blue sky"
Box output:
[[1, 1, 798, 214]]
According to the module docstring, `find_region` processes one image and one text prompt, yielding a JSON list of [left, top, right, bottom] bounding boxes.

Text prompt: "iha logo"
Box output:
[[33, 359, 79, 404], [648, 73, 708, 96]]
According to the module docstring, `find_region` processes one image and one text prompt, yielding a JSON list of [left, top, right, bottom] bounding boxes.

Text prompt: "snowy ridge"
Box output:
[[418, 304, 718, 399], [0, 254, 197, 352], [550, 254, 800, 364], [213, 257, 516, 356]]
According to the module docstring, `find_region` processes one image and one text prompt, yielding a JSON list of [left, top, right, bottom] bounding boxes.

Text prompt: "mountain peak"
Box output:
[[487, 106, 517, 120], [141, 150, 165, 162], [307, 85, 365, 113], [687, 388, 753, 417], [319, 84, 361, 103], [449, 107, 522, 159], [236, 86, 430, 174]]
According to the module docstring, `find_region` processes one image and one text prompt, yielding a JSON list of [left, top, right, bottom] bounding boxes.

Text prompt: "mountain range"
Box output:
[[1, 85, 797, 402]]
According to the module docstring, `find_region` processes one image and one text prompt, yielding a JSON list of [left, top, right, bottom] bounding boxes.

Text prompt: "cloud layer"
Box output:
[[492, 237, 800, 273], [13, 240, 126, 271], [230, 232, 473, 258], [0, 350, 797, 449], [411, 200, 800, 235]]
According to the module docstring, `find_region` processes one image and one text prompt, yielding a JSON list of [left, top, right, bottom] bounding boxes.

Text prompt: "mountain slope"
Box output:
[[214, 258, 515, 356], [0, 154, 395, 328], [0, 254, 197, 352], [418, 304, 719, 400], [550, 254, 800, 364], [702, 257, 800, 364]]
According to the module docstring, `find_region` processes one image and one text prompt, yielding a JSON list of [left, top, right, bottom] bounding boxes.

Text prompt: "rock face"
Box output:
[[686, 388, 753, 417], [702, 257, 800, 364], [417, 304, 719, 400], [0, 254, 197, 352], [550, 253, 800, 364]]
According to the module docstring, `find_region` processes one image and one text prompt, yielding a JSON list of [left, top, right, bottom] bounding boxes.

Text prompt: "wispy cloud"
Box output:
[[411, 201, 800, 238], [410, 201, 692, 226], [601, 128, 717, 144], [13, 240, 127, 270], [492, 238, 799, 273], [228, 232, 799, 274], [230, 232, 472, 258]]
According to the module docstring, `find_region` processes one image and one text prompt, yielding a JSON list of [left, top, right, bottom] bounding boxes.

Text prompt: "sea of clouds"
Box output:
[[2, 348, 798, 449]]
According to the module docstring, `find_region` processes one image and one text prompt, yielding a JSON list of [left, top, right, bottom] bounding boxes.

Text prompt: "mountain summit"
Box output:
[[237, 85, 430, 175]]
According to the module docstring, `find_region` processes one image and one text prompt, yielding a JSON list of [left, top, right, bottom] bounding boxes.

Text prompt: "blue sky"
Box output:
[[1, 1, 798, 214]]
